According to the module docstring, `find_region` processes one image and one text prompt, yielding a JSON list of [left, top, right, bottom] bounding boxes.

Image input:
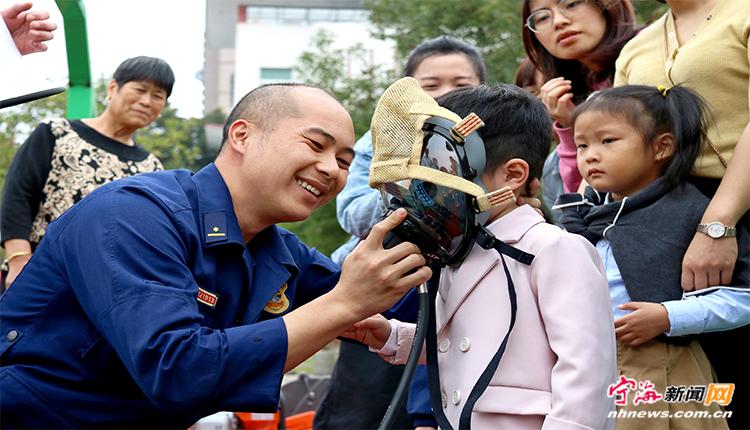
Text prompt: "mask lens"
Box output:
[[379, 131, 471, 262]]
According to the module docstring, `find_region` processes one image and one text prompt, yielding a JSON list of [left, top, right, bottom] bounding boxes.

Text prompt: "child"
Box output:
[[345, 84, 617, 430], [556, 85, 750, 430]]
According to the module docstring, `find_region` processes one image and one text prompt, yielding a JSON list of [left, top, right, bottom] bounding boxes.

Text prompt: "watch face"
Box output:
[[707, 223, 726, 238]]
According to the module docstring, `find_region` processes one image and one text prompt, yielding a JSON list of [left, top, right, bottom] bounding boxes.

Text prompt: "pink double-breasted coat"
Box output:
[[388, 205, 617, 430]]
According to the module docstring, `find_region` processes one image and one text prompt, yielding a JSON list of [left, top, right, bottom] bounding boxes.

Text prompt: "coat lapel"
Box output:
[[436, 205, 545, 331]]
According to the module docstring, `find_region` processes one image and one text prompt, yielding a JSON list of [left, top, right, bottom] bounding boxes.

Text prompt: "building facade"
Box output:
[[203, 0, 397, 117]]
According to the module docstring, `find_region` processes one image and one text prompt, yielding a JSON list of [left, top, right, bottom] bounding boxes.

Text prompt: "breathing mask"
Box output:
[[369, 77, 515, 265]]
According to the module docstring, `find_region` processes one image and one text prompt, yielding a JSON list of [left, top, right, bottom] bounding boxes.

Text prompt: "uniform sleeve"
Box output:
[[407, 365, 437, 427], [1, 122, 55, 245], [288, 238, 341, 308], [532, 235, 616, 430], [52, 187, 287, 412], [336, 131, 383, 238]]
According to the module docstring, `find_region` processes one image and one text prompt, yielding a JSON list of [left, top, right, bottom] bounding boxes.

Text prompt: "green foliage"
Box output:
[[633, 1, 669, 25], [366, 0, 524, 84], [0, 92, 67, 188], [366, 0, 669, 84], [294, 30, 395, 138], [136, 106, 214, 171], [280, 200, 343, 257], [0, 79, 219, 209]]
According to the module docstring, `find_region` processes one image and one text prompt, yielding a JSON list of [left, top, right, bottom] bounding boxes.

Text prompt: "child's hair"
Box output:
[[436, 84, 552, 181], [521, 0, 636, 103], [404, 36, 487, 83], [571, 84, 711, 188]]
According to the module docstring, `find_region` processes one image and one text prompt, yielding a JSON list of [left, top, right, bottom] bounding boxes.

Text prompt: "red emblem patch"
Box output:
[[197, 288, 218, 308]]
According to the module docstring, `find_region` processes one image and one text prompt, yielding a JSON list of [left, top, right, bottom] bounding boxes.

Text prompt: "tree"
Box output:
[[294, 30, 396, 137], [365, 0, 669, 84], [0, 92, 66, 188], [0, 79, 218, 219], [136, 106, 213, 172], [366, 0, 524, 83], [282, 29, 395, 257]]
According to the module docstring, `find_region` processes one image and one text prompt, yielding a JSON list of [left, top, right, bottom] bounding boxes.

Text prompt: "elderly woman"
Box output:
[[1, 56, 174, 289]]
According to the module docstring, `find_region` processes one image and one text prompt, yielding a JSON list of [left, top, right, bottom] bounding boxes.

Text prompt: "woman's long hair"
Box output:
[[521, 0, 637, 103]]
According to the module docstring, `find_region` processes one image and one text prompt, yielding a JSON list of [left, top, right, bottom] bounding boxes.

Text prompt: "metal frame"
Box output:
[[55, 0, 94, 118]]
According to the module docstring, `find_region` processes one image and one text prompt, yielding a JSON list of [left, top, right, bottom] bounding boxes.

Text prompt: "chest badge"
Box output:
[[264, 283, 290, 314], [197, 287, 219, 308]]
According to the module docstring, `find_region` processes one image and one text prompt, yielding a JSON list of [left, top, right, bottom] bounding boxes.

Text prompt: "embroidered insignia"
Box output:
[[204, 212, 228, 244], [197, 287, 219, 308], [264, 283, 290, 314], [207, 226, 225, 237]]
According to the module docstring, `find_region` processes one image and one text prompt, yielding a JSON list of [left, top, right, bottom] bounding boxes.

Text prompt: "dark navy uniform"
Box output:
[[0, 164, 340, 428]]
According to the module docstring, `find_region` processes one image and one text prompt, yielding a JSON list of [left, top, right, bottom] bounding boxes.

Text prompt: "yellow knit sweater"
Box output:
[[615, 0, 750, 179]]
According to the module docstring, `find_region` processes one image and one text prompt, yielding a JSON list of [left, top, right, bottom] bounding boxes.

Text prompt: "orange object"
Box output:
[[284, 411, 315, 430], [235, 411, 280, 430], [234, 411, 315, 430]]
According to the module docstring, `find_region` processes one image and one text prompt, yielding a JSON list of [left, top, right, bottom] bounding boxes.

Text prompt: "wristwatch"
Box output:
[[696, 222, 737, 239]]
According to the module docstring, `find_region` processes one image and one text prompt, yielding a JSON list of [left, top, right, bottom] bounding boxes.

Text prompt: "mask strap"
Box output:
[[460, 227, 534, 428], [475, 186, 516, 213], [425, 227, 535, 430], [450, 112, 484, 143]]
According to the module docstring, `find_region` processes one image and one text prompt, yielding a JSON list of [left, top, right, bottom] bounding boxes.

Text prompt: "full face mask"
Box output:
[[369, 77, 515, 265]]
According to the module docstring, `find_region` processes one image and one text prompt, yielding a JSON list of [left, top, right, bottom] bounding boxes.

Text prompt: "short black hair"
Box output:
[[572, 84, 711, 189], [404, 36, 486, 83], [436, 84, 552, 181], [220, 83, 339, 150], [113, 56, 175, 97]]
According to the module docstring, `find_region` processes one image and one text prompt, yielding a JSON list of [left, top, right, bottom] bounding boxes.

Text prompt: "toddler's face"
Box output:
[[573, 110, 662, 201]]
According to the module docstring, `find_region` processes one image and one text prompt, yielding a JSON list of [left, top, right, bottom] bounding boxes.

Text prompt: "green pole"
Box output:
[[55, 0, 94, 118]]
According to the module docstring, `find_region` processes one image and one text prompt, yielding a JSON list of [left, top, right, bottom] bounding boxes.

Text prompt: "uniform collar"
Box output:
[[192, 163, 299, 274], [483, 204, 545, 244], [192, 163, 246, 248]]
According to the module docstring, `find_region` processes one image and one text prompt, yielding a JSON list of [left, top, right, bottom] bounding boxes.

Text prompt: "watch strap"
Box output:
[[697, 222, 737, 238]]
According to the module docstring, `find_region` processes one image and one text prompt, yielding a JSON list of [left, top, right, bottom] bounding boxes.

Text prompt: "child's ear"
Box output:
[[501, 158, 530, 192], [652, 132, 676, 161]]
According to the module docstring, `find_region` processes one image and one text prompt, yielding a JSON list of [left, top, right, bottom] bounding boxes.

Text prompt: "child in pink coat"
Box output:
[[346, 84, 617, 430]]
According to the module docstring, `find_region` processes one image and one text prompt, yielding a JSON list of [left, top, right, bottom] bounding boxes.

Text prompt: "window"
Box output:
[[260, 68, 293, 84], [246, 6, 369, 24]]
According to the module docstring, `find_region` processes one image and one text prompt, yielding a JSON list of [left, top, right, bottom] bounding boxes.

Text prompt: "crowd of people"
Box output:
[[0, 0, 748, 429]]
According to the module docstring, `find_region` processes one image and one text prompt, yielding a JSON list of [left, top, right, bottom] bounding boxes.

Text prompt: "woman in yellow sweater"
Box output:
[[615, 1, 750, 428]]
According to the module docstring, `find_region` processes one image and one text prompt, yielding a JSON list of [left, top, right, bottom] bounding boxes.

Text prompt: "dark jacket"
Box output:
[[555, 178, 750, 304]]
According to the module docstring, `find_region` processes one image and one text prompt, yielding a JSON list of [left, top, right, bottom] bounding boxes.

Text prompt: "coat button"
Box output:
[[438, 339, 451, 353], [6, 330, 18, 342], [452, 390, 461, 405], [460, 337, 471, 352], [441, 392, 447, 409]]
